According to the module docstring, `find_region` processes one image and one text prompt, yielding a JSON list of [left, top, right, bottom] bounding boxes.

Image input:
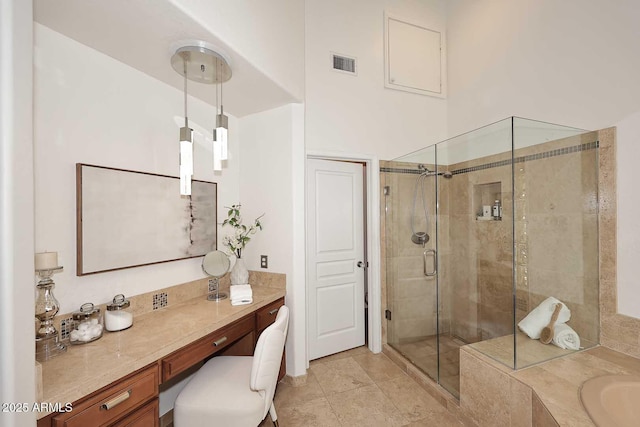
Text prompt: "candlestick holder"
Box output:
[[35, 267, 66, 361]]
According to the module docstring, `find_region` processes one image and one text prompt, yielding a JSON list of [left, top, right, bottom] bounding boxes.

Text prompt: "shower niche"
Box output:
[[382, 116, 600, 399], [473, 181, 502, 221]]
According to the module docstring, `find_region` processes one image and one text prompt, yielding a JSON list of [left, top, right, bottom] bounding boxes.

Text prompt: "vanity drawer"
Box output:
[[256, 297, 285, 335], [52, 364, 158, 427], [162, 315, 254, 382], [111, 399, 158, 427]]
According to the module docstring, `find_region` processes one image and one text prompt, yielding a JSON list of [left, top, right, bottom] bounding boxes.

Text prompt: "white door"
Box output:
[[307, 158, 366, 360]]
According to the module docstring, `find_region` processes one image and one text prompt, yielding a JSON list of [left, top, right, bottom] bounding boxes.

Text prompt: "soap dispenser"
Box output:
[[492, 200, 501, 219]]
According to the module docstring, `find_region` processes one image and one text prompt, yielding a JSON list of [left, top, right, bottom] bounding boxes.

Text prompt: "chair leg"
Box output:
[[269, 402, 279, 427]]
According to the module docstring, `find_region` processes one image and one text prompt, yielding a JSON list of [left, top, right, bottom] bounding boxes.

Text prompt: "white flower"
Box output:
[[221, 204, 264, 258]]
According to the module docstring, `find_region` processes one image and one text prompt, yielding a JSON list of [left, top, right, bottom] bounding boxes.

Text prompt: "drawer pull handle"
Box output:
[[212, 336, 228, 346], [100, 390, 131, 410], [268, 308, 279, 315]]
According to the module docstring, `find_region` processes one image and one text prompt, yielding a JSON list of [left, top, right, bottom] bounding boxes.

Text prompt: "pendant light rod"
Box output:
[[183, 59, 188, 128]]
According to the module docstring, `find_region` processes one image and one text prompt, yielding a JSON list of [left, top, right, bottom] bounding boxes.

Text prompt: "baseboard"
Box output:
[[160, 409, 174, 427]]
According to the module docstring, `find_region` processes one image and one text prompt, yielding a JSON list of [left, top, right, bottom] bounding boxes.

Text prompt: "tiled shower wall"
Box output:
[[381, 131, 600, 361], [443, 131, 599, 350]]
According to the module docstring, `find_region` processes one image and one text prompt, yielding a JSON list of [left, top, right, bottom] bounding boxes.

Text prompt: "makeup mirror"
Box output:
[[202, 251, 230, 301]]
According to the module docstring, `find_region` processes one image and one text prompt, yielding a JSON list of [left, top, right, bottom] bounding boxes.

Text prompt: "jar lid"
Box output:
[[106, 294, 130, 311], [72, 302, 100, 320]]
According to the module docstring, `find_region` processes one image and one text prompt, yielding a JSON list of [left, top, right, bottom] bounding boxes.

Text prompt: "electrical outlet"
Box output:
[[260, 255, 268, 269]]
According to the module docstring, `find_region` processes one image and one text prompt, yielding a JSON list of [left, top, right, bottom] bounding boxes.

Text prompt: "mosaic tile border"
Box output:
[[381, 140, 599, 176], [379, 167, 425, 175], [152, 292, 168, 310]]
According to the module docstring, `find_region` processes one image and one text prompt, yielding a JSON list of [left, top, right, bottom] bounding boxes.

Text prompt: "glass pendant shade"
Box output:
[[213, 138, 223, 171], [179, 126, 193, 195], [215, 110, 229, 161]]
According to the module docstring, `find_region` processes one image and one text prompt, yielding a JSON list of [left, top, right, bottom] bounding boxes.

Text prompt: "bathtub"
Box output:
[[580, 374, 640, 427]]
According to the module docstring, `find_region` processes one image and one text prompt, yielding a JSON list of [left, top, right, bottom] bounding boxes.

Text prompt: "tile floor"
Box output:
[[261, 346, 464, 426], [392, 335, 463, 398]]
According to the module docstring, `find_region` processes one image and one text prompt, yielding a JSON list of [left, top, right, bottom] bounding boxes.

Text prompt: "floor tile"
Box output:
[[327, 383, 409, 427], [267, 346, 461, 426], [310, 356, 374, 394], [352, 352, 406, 383], [273, 371, 326, 410], [378, 375, 450, 422], [276, 397, 342, 427], [309, 346, 371, 365], [403, 410, 465, 426]]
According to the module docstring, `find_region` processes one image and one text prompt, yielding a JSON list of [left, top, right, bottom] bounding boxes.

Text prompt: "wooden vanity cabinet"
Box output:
[[256, 297, 285, 336], [38, 295, 286, 427], [38, 364, 159, 427], [111, 399, 158, 427], [161, 314, 254, 382]]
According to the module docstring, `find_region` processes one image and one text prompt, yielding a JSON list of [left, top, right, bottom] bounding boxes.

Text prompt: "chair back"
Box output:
[[250, 305, 289, 417]]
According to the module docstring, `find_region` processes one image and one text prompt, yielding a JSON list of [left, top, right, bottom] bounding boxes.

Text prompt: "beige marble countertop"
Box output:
[[37, 285, 284, 419]]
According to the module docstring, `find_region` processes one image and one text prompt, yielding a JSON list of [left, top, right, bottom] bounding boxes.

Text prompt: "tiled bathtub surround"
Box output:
[[460, 344, 640, 427]]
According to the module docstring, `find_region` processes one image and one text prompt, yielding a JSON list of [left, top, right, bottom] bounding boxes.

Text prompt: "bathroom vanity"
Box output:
[[36, 286, 285, 427]]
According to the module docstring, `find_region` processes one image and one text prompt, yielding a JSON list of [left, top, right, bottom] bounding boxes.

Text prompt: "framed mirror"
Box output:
[[76, 164, 217, 275]]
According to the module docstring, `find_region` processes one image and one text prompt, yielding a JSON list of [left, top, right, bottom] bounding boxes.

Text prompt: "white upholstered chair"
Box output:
[[174, 305, 289, 427]]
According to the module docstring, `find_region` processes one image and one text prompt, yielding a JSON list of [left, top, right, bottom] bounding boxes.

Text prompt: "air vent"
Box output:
[[331, 53, 357, 75]]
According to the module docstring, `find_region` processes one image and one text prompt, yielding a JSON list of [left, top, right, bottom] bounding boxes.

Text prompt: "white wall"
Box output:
[[170, 0, 305, 102], [0, 0, 36, 425], [34, 24, 241, 314], [238, 103, 307, 376], [446, 0, 640, 318], [305, 0, 448, 160]]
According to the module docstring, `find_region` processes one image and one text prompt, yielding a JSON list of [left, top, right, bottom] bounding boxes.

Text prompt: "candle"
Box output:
[[35, 252, 58, 270]]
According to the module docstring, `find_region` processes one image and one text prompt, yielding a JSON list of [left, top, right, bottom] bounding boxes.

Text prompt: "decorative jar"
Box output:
[[70, 302, 103, 344], [105, 294, 133, 332]]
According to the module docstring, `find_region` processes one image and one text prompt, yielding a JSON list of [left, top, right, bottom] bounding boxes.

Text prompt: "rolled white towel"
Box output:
[[230, 285, 252, 306], [518, 297, 571, 339], [552, 323, 581, 350]]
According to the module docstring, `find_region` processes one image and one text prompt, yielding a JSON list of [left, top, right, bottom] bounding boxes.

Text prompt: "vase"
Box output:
[[230, 257, 249, 285]]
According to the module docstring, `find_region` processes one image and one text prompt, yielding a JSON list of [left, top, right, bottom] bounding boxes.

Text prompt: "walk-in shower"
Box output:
[[410, 165, 453, 247], [381, 117, 600, 398]]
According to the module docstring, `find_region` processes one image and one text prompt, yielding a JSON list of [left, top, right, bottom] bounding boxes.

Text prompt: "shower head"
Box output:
[[411, 231, 430, 246], [417, 164, 432, 174], [423, 170, 453, 179]]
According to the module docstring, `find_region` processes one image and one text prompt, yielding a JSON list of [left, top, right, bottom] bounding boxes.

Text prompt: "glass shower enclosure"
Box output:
[[382, 117, 599, 398]]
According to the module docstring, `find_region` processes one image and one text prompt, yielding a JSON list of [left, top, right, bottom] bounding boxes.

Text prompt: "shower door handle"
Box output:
[[423, 249, 437, 277]]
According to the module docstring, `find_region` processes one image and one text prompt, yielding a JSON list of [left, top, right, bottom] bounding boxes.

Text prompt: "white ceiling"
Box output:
[[34, 0, 297, 117]]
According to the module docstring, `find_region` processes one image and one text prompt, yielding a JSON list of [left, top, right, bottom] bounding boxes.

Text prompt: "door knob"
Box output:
[[357, 261, 368, 269]]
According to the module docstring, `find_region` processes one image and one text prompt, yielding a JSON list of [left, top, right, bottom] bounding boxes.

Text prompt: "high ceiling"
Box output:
[[34, 0, 297, 117]]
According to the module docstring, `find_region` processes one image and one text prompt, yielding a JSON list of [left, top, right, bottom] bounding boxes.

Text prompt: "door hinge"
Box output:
[[385, 309, 392, 320]]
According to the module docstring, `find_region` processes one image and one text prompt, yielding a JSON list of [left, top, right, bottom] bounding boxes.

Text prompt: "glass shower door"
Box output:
[[382, 145, 439, 383]]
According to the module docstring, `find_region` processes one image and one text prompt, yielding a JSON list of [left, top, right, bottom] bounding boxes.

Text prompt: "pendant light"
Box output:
[[214, 58, 229, 171], [178, 57, 193, 196], [171, 44, 232, 191]]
